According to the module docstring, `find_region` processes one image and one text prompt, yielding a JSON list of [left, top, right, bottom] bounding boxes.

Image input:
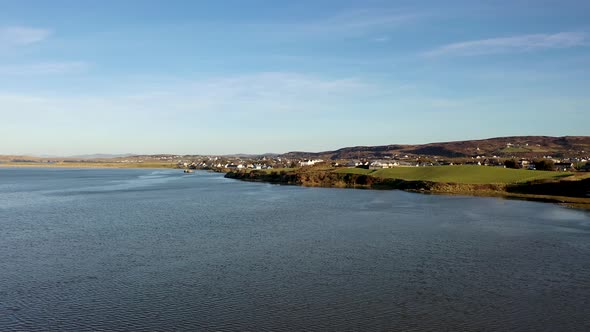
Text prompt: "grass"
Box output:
[[569, 172, 590, 180], [527, 147, 550, 153], [335, 165, 572, 184], [499, 147, 531, 153]]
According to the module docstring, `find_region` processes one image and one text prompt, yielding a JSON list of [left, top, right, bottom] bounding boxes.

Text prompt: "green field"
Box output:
[[335, 165, 572, 184]]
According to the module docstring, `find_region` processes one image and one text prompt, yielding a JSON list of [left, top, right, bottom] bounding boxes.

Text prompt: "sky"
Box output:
[[1, 0, 589, 155]]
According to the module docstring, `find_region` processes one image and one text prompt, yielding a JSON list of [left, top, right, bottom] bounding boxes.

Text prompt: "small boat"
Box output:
[[183, 169, 194, 173]]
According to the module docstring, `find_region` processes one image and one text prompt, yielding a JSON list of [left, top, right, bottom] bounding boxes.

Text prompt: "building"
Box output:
[[299, 159, 323, 167], [554, 162, 574, 172]]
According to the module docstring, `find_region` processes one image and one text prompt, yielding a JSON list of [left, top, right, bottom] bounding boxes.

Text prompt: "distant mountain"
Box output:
[[67, 153, 136, 159], [3, 136, 589, 163], [280, 136, 590, 160]]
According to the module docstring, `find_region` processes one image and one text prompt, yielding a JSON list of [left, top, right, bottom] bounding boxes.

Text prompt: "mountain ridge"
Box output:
[[1, 136, 588, 161], [280, 136, 590, 160]]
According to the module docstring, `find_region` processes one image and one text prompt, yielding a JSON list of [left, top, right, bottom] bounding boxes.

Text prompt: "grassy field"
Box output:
[[335, 165, 572, 184], [499, 147, 531, 153]]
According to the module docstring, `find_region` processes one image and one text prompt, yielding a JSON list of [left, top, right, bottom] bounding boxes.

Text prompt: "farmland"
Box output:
[[335, 165, 572, 184]]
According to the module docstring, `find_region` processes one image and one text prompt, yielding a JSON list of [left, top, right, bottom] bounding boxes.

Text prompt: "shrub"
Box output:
[[504, 159, 519, 169], [534, 159, 555, 171]]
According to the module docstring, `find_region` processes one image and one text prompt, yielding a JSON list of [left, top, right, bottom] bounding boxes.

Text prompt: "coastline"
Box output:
[[0, 162, 177, 169], [225, 169, 590, 210], [2, 163, 588, 210]]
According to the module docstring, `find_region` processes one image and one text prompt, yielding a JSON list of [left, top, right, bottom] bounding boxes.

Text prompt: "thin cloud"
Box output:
[[0, 72, 378, 118], [314, 9, 418, 31], [425, 32, 588, 57], [0, 62, 89, 75], [244, 9, 422, 39], [0, 26, 51, 46], [372, 36, 390, 43]]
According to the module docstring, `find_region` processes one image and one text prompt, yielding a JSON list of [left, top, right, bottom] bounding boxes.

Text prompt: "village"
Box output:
[[2, 139, 589, 173], [171, 153, 590, 173]]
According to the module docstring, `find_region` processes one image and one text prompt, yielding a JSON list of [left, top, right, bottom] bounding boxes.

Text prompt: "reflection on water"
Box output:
[[1, 167, 589, 331]]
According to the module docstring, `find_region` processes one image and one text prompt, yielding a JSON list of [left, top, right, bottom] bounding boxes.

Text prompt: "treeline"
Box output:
[[504, 159, 588, 171]]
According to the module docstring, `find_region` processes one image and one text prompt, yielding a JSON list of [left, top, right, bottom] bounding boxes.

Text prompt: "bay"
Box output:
[[1, 168, 589, 331]]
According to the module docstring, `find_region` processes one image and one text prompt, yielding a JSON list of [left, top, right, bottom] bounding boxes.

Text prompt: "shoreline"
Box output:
[[225, 169, 590, 210], [0, 162, 177, 169], [3, 163, 588, 210]]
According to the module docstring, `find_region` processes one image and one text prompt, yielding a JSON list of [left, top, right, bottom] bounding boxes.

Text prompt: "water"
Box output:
[[1, 167, 589, 331]]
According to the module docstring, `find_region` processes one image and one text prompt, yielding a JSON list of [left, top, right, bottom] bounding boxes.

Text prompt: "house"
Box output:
[[486, 159, 503, 167], [369, 161, 383, 169], [370, 161, 397, 169], [299, 159, 323, 167], [518, 160, 530, 168], [345, 160, 359, 167], [554, 162, 574, 172], [398, 161, 419, 167]]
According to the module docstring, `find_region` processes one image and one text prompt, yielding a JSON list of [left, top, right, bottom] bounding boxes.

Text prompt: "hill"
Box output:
[[280, 136, 590, 160], [67, 153, 136, 159]]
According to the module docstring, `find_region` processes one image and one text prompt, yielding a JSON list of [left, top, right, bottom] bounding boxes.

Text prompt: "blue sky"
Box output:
[[1, 0, 589, 155]]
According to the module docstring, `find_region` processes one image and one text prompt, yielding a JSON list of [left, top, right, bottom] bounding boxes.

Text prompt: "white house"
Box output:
[[299, 159, 323, 166]]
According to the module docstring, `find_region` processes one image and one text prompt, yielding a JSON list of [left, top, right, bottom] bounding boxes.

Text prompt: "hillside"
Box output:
[[280, 136, 590, 160]]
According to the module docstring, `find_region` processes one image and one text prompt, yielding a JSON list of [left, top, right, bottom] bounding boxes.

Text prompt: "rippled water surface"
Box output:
[[1, 168, 589, 331]]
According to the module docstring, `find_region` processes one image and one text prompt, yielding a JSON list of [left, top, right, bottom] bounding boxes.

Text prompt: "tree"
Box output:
[[534, 159, 555, 171], [504, 159, 519, 169], [574, 162, 587, 171]]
